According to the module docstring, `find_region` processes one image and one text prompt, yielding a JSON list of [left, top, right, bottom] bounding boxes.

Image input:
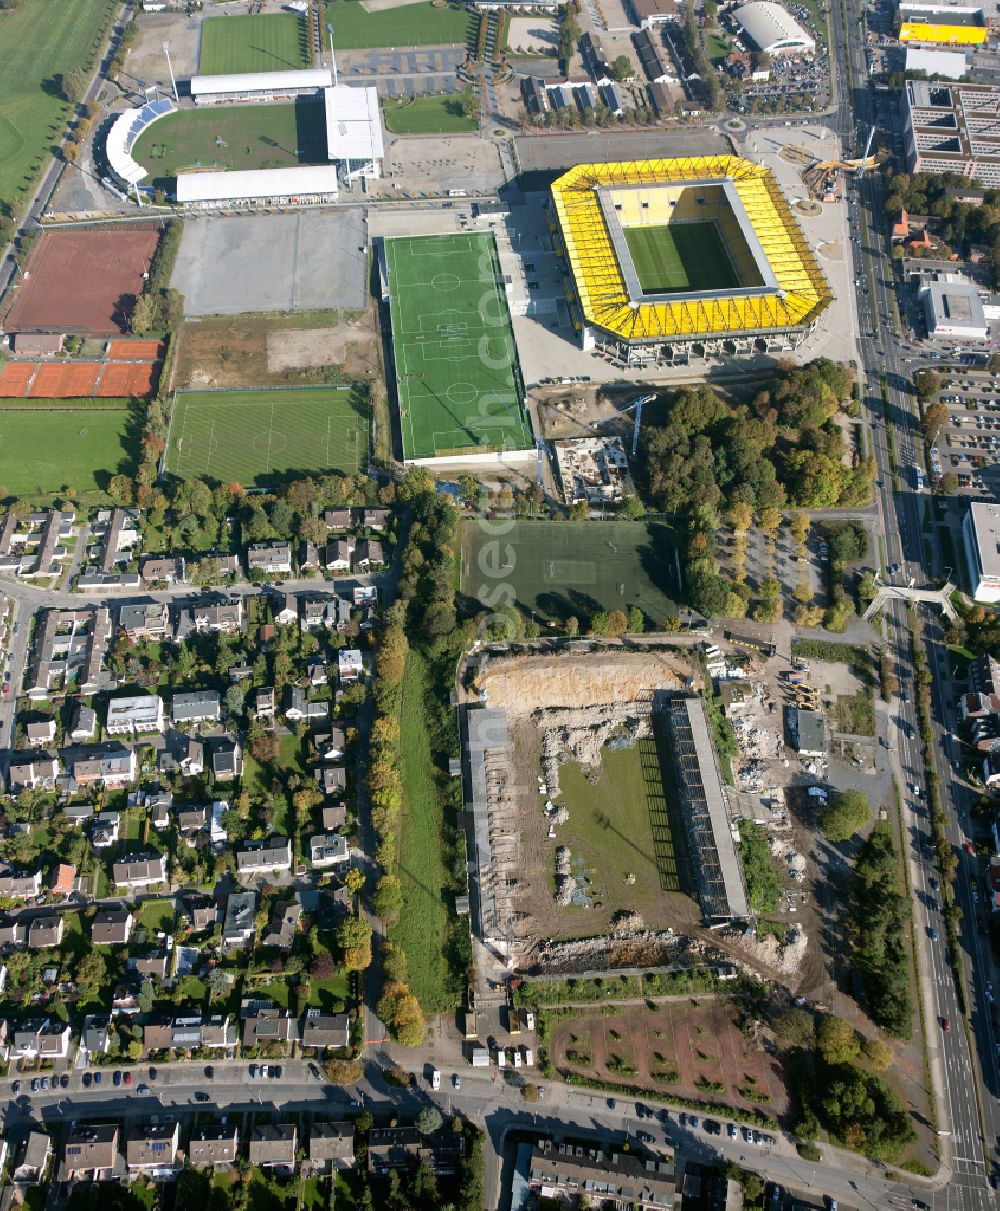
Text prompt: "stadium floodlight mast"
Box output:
[[162, 40, 178, 102], [326, 23, 339, 87]]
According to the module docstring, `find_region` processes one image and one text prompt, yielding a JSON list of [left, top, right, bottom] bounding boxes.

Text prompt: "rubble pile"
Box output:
[[555, 846, 574, 906]]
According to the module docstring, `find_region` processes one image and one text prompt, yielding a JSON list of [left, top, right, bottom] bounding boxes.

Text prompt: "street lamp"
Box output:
[[326, 23, 338, 87], [162, 40, 178, 102]]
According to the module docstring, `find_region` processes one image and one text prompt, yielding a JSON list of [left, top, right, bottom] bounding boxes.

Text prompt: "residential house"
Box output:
[[241, 1003, 300, 1049], [353, 540, 384, 572], [222, 890, 257, 947], [14, 1132, 52, 1183], [112, 853, 167, 890], [315, 726, 346, 760], [247, 542, 293, 576], [184, 895, 217, 933], [51, 863, 77, 897], [236, 837, 292, 876], [527, 1140, 676, 1210], [90, 810, 122, 847], [352, 584, 378, 608], [262, 897, 301, 950], [212, 737, 243, 781], [274, 593, 298, 626], [172, 690, 222, 725], [191, 597, 244, 634], [255, 687, 276, 719], [143, 1014, 234, 1054], [140, 556, 186, 586], [60, 1124, 121, 1182], [27, 915, 64, 949], [189, 1125, 239, 1169], [125, 1121, 181, 1178], [961, 652, 1000, 751], [309, 834, 349, 868], [229, 663, 253, 683], [92, 905, 134, 946], [158, 729, 204, 777], [0, 868, 42, 899], [300, 1011, 350, 1052], [105, 693, 165, 736], [361, 508, 389, 531], [301, 596, 351, 631], [97, 508, 140, 574], [7, 755, 59, 792], [307, 657, 328, 686], [176, 804, 208, 844], [82, 1015, 111, 1060], [68, 703, 97, 742], [337, 650, 363, 683], [323, 508, 352, 530], [13, 1019, 73, 1060], [119, 602, 171, 640], [323, 539, 355, 573], [367, 1128, 464, 1177], [248, 1125, 298, 1174], [284, 687, 329, 723], [63, 802, 94, 828], [189, 553, 240, 583], [299, 540, 320, 571], [315, 765, 347, 800], [26, 607, 113, 700], [25, 719, 56, 745], [322, 802, 347, 831], [72, 748, 137, 788], [129, 952, 169, 980], [307, 1123, 355, 1174]]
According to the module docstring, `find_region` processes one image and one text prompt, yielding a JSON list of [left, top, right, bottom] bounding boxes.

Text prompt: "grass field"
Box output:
[[198, 13, 310, 74], [324, 0, 472, 48], [0, 0, 117, 219], [382, 93, 478, 134], [385, 233, 531, 461], [460, 519, 679, 625], [133, 100, 326, 192], [391, 651, 452, 1012], [624, 221, 740, 294], [166, 386, 367, 487], [559, 739, 681, 913], [0, 408, 135, 498]]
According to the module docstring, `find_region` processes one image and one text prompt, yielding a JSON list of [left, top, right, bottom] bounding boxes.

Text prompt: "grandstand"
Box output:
[[190, 68, 332, 104], [550, 156, 832, 365], [105, 99, 175, 194]]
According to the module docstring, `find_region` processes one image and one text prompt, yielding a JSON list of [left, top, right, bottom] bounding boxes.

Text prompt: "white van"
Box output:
[[513, 1049, 522, 1068], [497, 1049, 506, 1068], [431, 1068, 441, 1090], [523, 1047, 534, 1066]]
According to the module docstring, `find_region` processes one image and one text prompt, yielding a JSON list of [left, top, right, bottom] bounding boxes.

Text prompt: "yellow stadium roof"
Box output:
[[550, 156, 832, 342]]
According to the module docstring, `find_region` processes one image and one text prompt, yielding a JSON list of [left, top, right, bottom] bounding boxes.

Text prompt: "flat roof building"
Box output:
[[666, 696, 750, 923], [963, 501, 1000, 602], [190, 68, 333, 104], [919, 275, 989, 340], [324, 85, 384, 181], [731, 2, 816, 53], [176, 165, 341, 208], [903, 81, 1000, 186], [897, 3, 987, 45], [904, 46, 969, 78], [789, 706, 827, 756]]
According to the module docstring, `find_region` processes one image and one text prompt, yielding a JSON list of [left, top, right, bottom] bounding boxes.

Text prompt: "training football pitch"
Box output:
[[460, 520, 679, 624], [324, 0, 472, 48], [166, 387, 368, 486], [624, 221, 740, 294], [0, 0, 117, 219], [198, 13, 311, 74], [385, 233, 532, 462], [0, 407, 135, 499], [132, 101, 327, 192]]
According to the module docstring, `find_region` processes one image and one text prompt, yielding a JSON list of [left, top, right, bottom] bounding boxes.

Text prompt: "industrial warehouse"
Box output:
[[549, 156, 832, 366]]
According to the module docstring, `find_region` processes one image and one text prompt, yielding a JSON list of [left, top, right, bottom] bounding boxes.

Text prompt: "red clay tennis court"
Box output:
[[107, 339, 166, 361], [29, 363, 101, 398], [97, 361, 160, 397], [0, 362, 37, 397], [4, 227, 161, 335]]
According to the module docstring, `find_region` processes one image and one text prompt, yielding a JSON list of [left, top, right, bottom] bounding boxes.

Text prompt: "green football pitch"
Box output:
[[198, 13, 311, 74], [133, 101, 327, 192], [623, 221, 740, 294], [166, 387, 368, 487], [0, 406, 135, 499], [324, 0, 472, 49], [460, 520, 679, 624], [385, 233, 532, 462], [0, 0, 117, 219]]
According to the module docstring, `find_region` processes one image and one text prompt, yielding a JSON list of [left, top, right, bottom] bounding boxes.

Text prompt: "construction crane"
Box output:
[[856, 125, 876, 182], [542, 393, 656, 460], [535, 436, 547, 487], [627, 395, 656, 457]]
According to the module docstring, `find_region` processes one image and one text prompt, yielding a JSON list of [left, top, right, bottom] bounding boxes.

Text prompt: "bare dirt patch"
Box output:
[[265, 320, 376, 374], [552, 1000, 790, 1118]]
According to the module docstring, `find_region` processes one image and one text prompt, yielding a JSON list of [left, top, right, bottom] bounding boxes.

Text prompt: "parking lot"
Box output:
[[930, 368, 1000, 498]]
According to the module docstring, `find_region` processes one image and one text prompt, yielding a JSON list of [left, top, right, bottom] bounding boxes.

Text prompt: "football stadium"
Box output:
[[381, 232, 534, 469], [550, 156, 832, 366]]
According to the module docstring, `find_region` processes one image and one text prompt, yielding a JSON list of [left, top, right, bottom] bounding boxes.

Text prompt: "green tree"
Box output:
[[138, 979, 155, 1014], [344, 867, 365, 896], [224, 683, 246, 721], [817, 1015, 860, 1065], [382, 941, 409, 984], [821, 789, 870, 843], [416, 1106, 444, 1135], [338, 915, 373, 971], [913, 369, 941, 398], [373, 874, 404, 926], [921, 400, 948, 442], [611, 54, 633, 80]]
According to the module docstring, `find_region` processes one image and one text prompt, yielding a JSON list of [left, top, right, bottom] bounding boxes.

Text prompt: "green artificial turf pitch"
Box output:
[[382, 94, 478, 135], [0, 407, 135, 499], [132, 101, 327, 191], [166, 387, 368, 486], [385, 233, 532, 461], [324, 0, 473, 49], [623, 221, 740, 294], [0, 0, 118, 219], [198, 13, 311, 74], [460, 519, 679, 624]]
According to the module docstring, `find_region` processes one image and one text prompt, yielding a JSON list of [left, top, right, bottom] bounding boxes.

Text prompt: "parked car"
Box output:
[[93, 1072, 102, 1086], [124, 1072, 132, 1086], [195, 1091, 210, 1102], [112, 1071, 122, 1087], [942, 1017, 951, 1033]]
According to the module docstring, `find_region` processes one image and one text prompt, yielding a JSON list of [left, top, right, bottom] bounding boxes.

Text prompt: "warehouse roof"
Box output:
[[190, 69, 333, 97], [323, 85, 384, 164], [176, 165, 341, 204], [904, 47, 969, 77], [731, 2, 815, 52]]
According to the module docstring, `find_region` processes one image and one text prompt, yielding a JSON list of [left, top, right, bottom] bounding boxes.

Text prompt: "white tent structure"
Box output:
[[175, 164, 340, 207], [190, 68, 333, 104], [324, 85, 384, 182], [731, 2, 815, 53]]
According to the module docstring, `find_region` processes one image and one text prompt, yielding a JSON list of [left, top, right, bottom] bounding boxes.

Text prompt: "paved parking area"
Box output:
[[171, 210, 367, 316], [932, 368, 1000, 498], [338, 47, 463, 97]]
